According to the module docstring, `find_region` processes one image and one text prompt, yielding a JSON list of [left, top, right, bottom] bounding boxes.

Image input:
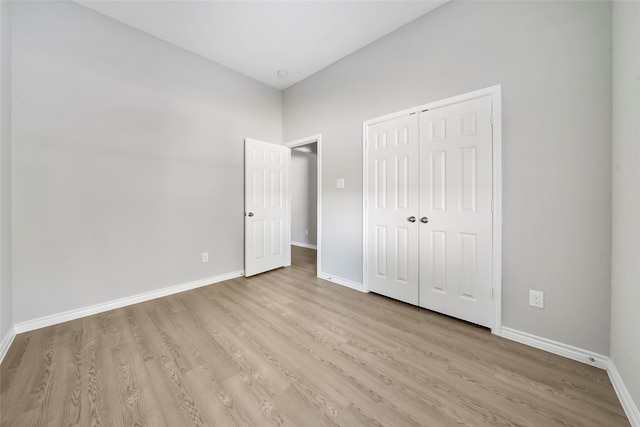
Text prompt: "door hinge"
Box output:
[[491, 200, 494, 213], [490, 113, 494, 126], [490, 288, 494, 299]]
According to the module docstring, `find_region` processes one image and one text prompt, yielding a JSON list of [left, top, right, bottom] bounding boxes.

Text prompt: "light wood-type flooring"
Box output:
[[0, 246, 629, 426]]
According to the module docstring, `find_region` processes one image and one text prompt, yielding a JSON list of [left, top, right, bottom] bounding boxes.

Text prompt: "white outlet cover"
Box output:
[[202, 252, 209, 263], [529, 290, 544, 308]]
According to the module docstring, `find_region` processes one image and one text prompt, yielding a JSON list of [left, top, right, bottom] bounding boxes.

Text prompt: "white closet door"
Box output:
[[366, 114, 420, 305], [418, 96, 493, 327]]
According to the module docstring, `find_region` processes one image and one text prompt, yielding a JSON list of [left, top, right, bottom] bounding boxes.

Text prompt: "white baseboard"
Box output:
[[291, 241, 317, 250], [500, 327, 609, 369], [608, 361, 640, 426], [486, 327, 639, 426], [0, 326, 16, 364], [318, 272, 366, 292], [14, 270, 244, 334]]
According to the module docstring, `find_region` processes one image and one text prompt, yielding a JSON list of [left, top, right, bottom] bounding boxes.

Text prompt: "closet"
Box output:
[[364, 93, 496, 328]]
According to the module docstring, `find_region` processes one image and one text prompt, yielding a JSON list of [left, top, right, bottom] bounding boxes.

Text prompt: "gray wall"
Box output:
[[11, 1, 282, 323], [291, 148, 317, 246], [611, 1, 640, 412], [0, 0, 12, 343], [283, 1, 612, 354]]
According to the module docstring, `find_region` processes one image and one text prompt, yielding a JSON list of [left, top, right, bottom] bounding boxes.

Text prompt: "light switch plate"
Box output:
[[337, 178, 345, 189]]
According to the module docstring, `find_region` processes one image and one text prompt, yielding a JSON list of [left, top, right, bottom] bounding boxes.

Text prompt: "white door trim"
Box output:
[[362, 85, 503, 335], [285, 134, 322, 277]]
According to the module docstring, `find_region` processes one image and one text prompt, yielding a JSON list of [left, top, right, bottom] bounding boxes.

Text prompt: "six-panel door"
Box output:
[[245, 138, 290, 277], [365, 95, 494, 328], [418, 96, 493, 327], [366, 114, 420, 305]]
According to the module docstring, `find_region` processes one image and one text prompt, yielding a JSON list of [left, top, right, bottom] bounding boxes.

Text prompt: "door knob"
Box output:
[[408, 216, 416, 223], [247, 212, 254, 217], [420, 216, 429, 223]]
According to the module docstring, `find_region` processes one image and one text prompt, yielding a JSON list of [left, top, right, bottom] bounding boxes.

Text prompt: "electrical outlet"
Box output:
[[305, 229, 309, 236], [201, 252, 209, 263], [529, 290, 544, 308]]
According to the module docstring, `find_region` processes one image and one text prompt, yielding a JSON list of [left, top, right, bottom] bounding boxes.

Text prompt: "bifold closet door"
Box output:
[[366, 114, 420, 305], [418, 96, 493, 327]]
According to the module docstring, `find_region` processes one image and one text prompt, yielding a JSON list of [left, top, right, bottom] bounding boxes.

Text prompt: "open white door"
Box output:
[[245, 138, 291, 277]]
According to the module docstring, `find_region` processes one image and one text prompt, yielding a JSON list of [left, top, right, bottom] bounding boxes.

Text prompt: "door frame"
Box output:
[[285, 134, 322, 277], [362, 85, 503, 335]]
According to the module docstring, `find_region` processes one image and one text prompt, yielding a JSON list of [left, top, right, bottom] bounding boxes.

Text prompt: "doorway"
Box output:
[[286, 135, 322, 275]]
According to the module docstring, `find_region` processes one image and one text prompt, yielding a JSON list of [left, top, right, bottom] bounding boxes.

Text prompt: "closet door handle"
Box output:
[[247, 212, 254, 217], [420, 216, 429, 224], [407, 216, 416, 223]]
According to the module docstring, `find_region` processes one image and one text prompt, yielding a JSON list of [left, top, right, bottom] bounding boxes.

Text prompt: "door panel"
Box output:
[[245, 138, 290, 277], [366, 114, 419, 305], [419, 96, 493, 327]]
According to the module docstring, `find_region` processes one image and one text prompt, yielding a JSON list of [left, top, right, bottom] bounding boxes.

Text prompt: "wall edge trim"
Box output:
[[291, 241, 317, 249], [318, 272, 366, 293], [608, 360, 640, 426], [500, 327, 609, 369], [14, 270, 244, 334], [0, 326, 15, 364]]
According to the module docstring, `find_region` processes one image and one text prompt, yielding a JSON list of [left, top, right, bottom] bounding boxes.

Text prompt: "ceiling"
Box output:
[[77, 1, 448, 90]]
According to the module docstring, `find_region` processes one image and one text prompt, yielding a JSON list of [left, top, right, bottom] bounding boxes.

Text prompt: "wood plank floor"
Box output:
[[1, 246, 629, 426]]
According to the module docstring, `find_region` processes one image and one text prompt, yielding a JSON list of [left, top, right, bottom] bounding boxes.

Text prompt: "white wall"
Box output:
[[0, 0, 12, 344], [283, 1, 612, 354], [291, 148, 317, 246], [611, 0, 640, 415], [11, 2, 282, 324]]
